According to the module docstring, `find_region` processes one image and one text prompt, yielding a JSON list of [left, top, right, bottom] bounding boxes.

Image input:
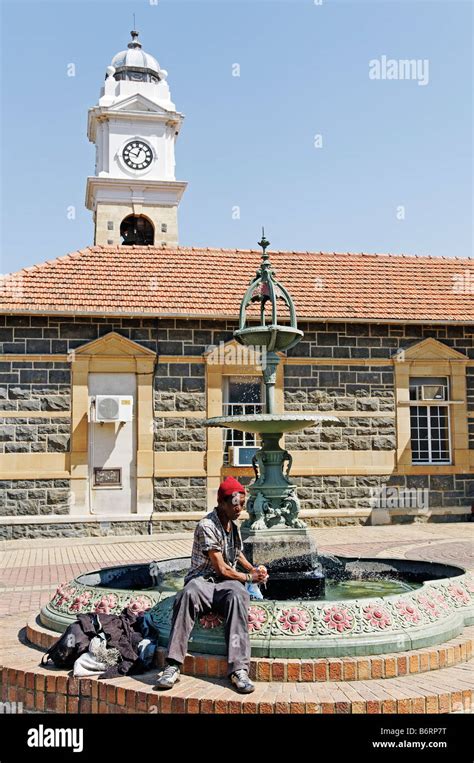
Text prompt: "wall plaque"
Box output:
[[93, 468, 122, 487]]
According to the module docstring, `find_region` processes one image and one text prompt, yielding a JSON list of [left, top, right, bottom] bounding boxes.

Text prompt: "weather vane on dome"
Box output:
[[128, 15, 141, 48]]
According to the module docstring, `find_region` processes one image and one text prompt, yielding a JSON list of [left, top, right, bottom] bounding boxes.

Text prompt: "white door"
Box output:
[[88, 373, 137, 514]]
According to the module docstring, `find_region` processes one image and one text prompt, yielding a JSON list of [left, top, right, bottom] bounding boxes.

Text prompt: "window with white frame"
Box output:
[[409, 377, 451, 464], [223, 376, 263, 465]]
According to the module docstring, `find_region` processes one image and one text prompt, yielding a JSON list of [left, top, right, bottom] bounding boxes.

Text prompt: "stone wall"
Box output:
[[0, 315, 158, 356], [153, 477, 207, 512], [292, 474, 473, 518], [284, 366, 394, 410], [0, 479, 72, 516], [285, 417, 396, 451], [0, 315, 472, 533], [154, 361, 205, 413], [1, 315, 472, 359], [0, 360, 70, 412], [0, 518, 197, 540], [288, 322, 474, 360], [153, 417, 205, 452], [284, 363, 396, 450], [0, 418, 70, 453]]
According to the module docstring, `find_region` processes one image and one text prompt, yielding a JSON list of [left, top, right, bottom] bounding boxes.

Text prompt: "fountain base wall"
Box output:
[[39, 557, 474, 658]]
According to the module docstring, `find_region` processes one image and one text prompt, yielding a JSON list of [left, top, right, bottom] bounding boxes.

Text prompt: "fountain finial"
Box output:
[[235, 230, 303, 355], [258, 228, 270, 261]]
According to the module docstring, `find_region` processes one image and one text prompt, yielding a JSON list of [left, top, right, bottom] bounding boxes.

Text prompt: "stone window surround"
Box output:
[[393, 338, 470, 474]]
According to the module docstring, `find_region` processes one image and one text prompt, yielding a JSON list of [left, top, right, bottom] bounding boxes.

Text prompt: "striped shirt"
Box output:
[[184, 509, 243, 585]]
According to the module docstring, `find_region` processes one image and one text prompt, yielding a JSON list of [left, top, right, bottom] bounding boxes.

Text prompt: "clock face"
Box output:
[[122, 140, 153, 170]]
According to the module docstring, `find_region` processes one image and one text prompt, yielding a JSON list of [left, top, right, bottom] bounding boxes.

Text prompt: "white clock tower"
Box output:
[[86, 31, 187, 247]]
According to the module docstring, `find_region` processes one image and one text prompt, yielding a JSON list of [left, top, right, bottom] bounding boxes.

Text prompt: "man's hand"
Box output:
[[253, 566, 269, 583], [208, 549, 251, 583]]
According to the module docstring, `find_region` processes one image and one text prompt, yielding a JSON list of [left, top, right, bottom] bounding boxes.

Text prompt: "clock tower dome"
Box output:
[[86, 30, 187, 247]]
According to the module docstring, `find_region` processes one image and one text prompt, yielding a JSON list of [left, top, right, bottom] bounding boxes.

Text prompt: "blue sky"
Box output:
[[1, 0, 472, 274]]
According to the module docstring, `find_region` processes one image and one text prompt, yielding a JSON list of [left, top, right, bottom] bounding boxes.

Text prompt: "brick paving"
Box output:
[[1, 619, 472, 714]]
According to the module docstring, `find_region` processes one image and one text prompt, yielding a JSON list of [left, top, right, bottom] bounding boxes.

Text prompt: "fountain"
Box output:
[[39, 235, 474, 661], [204, 231, 341, 599]]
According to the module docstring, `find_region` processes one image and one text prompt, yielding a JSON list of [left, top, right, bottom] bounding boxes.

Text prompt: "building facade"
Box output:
[[0, 33, 473, 538]]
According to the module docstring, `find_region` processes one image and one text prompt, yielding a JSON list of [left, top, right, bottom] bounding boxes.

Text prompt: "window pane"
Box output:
[[228, 377, 261, 404], [410, 404, 450, 464], [223, 377, 263, 462]]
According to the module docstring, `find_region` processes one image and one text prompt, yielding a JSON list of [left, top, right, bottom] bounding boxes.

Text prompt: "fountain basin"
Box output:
[[40, 556, 474, 658], [234, 325, 304, 352], [204, 413, 341, 434]]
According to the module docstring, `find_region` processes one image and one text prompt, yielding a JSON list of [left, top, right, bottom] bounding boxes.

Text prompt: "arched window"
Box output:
[[120, 215, 154, 245]]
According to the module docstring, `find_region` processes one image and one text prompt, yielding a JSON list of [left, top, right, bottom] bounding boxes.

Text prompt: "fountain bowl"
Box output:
[[204, 413, 342, 434], [234, 325, 304, 352], [40, 556, 474, 658]]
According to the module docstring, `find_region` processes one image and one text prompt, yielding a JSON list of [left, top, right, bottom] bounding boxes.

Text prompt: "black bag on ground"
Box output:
[[40, 615, 100, 668]]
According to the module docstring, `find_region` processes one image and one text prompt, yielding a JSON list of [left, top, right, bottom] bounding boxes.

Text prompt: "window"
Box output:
[[409, 377, 451, 464], [223, 376, 263, 465]]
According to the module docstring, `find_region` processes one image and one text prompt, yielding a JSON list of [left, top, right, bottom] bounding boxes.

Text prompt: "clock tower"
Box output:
[[86, 31, 187, 247]]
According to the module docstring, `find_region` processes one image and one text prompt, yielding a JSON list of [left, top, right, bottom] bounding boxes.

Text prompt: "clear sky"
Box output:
[[0, 0, 472, 274]]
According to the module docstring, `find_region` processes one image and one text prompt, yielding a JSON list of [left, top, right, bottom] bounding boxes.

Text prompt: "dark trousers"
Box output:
[[166, 577, 251, 675]]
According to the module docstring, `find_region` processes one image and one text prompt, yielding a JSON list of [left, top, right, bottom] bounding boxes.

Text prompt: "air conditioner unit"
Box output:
[[229, 446, 259, 467], [420, 385, 446, 401], [91, 395, 134, 423]]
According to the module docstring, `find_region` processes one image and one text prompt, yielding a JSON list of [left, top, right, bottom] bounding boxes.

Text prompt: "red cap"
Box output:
[[217, 476, 246, 502]]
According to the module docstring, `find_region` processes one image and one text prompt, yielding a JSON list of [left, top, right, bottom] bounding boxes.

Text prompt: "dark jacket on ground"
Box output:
[[42, 608, 152, 678]]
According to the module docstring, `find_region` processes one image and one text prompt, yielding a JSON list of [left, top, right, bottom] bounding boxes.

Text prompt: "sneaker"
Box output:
[[155, 664, 181, 690], [230, 669, 255, 694]]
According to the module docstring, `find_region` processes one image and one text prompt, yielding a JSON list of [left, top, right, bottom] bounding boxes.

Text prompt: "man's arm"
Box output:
[[237, 551, 254, 573], [208, 550, 267, 583], [238, 551, 268, 579]]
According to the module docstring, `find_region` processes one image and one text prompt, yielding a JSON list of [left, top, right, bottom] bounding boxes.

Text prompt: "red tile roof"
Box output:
[[1, 246, 473, 322]]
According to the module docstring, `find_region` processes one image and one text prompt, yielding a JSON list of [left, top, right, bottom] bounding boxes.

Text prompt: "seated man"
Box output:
[[155, 477, 268, 694]]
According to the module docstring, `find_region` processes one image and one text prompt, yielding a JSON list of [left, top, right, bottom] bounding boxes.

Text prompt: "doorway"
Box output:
[[88, 373, 137, 514]]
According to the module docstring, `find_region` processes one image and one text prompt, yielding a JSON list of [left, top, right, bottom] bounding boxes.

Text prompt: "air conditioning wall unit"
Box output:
[[90, 395, 134, 423], [229, 446, 259, 467], [420, 385, 446, 401]]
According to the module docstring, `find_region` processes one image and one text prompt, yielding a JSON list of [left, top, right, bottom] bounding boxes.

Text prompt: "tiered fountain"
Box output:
[[204, 231, 341, 599]]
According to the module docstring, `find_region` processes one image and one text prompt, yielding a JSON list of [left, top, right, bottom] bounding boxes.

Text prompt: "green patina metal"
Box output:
[[149, 571, 474, 658], [205, 230, 337, 532], [234, 229, 303, 414]]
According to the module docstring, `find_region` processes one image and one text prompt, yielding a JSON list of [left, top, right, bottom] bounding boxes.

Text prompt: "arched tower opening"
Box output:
[[120, 215, 154, 245]]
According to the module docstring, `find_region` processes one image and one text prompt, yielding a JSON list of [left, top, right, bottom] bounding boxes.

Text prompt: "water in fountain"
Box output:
[[87, 559, 423, 601]]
